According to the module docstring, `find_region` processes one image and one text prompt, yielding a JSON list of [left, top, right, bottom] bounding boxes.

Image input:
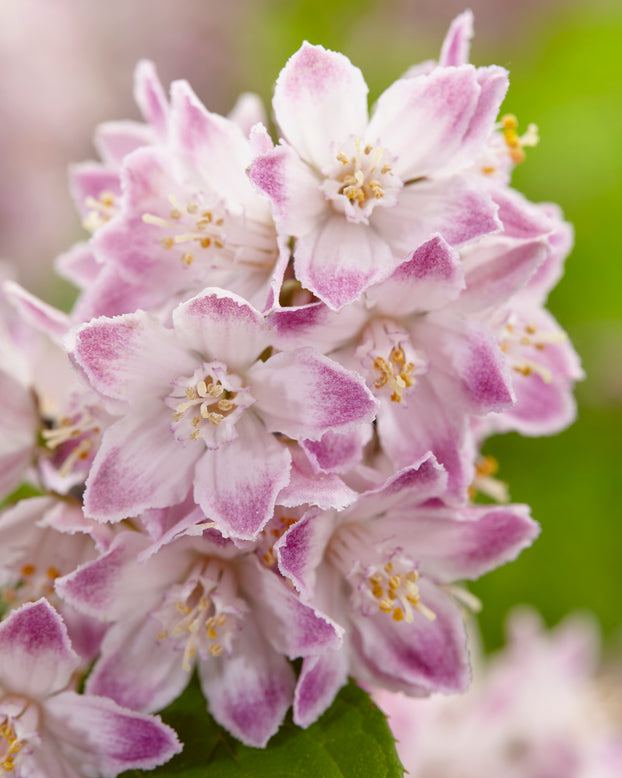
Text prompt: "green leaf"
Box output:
[[0, 481, 46, 511], [120, 677, 403, 777]]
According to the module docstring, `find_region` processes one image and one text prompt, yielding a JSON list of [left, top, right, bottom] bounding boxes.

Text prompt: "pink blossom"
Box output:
[[57, 528, 342, 747], [0, 599, 181, 776], [64, 63, 284, 321], [249, 40, 507, 308], [375, 609, 622, 778], [70, 287, 376, 539], [276, 455, 539, 724], [0, 496, 110, 664]]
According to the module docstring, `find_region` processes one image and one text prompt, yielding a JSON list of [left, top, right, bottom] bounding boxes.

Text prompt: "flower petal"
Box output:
[[457, 240, 549, 314], [193, 415, 291, 540], [169, 79, 254, 207], [45, 691, 182, 775], [4, 280, 70, 342], [369, 65, 506, 179], [0, 370, 37, 498], [251, 347, 376, 440], [439, 10, 474, 67], [0, 496, 56, 575], [247, 142, 327, 237], [94, 120, 154, 168], [172, 287, 270, 371], [275, 510, 335, 600], [294, 649, 349, 728], [56, 531, 190, 622], [351, 455, 449, 520], [86, 617, 190, 714], [301, 424, 372, 476], [377, 389, 474, 498], [83, 413, 197, 522], [69, 162, 121, 218], [199, 616, 295, 747], [295, 215, 395, 309], [388, 503, 540, 582], [273, 42, 368, 169], [0, 599, 79, 699], [71, 310, 195, 404], [240, 556, 343, 658], [420, 313, 514, 415], [366, 235, 465, 315], [134, 59, 169, 138], [374, 176, 501, 256], [353, 579, 469, 695], [278, 443, 358, 510]]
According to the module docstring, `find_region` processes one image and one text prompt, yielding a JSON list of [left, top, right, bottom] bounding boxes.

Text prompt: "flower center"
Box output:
[[356, 321, 427, 403], [373, 347, 417, 403], [499, 114, 539, 166], [481, 114, 539, 175], [0, 699, 37, 776], [468, 455, 509, 504], [41, 407, 102, 478], [328, 524, 436, 624], [499, 316, 566, 384], [367, 561, 436, 623], [166, 362, 253, 446], [156, 560, 246, 672], [322, 137, 401, 222], [0, 716, 23, 773], [82, 190, 118, 232], [143, 194, 226, 267], [1, 564, 61, 612]]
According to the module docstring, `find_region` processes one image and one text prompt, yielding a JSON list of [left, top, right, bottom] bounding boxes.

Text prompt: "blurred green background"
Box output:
[[2, 0, 620, 652]]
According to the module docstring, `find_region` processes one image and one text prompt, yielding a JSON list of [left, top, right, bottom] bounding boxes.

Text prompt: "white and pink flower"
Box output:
[[70, 287, 376, 539], [0, 599, 181, 776], [276, 455, 539, 724], [57, 528, 342, 747], [249, 40, 508, 308]]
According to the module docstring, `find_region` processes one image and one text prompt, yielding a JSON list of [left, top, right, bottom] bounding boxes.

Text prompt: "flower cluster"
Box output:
[[0, 10, 581, 766], [375, 609, 622, 778]]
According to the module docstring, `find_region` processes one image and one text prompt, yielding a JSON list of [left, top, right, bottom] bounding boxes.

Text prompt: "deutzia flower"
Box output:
[[249, 40, 508, 308], [276, 455, 539, 724], [0, 599, 181, 776], [70, 287, 375, 539], [57, 528, 342, 747]]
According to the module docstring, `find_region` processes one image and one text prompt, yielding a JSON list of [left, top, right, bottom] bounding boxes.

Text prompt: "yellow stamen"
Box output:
[[500, 114, 539, 165]]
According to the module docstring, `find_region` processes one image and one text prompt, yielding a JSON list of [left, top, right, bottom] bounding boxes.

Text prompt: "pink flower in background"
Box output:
[[375, 609, 622, 778], [0, 0, 253, 296], [0, 496, 110, 664]]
